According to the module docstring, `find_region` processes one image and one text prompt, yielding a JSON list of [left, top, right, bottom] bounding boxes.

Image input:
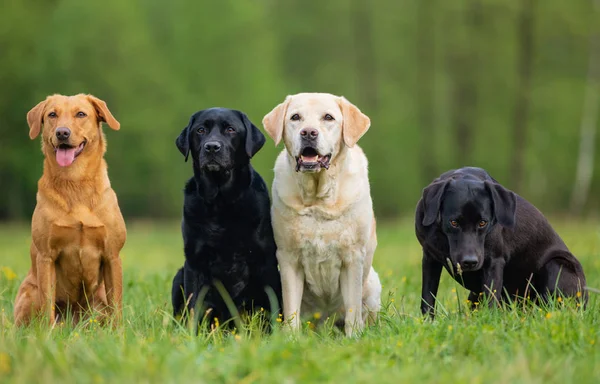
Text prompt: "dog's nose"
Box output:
[[204, 141, 222, 153], [461, 255, 478, 270], [55, 127, 71, 141], [300, 128, 319, 140]]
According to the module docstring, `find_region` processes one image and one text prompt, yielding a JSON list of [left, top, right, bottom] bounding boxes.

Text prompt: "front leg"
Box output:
[[103, 252, 123, 323], [36, 254, 56, 324], [278, 251, 304, 332], [340, 258, 364, 337], [421, 250, 443, 318], [482, 257, 505, 306]]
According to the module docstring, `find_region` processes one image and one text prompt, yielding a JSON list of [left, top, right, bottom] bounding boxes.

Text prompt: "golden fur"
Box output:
[[14, 94, 126, 325]]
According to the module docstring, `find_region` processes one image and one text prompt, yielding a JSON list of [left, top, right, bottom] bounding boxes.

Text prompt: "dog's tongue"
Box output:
[[56, 147, 76, 167], [301, 155, 318, 163]]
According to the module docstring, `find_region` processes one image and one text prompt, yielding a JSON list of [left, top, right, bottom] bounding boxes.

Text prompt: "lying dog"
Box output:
[[14, 94, 125, 325], [171, 108, 282, 326], [416, 167, 587, 317], [263, 93, 381, 336]]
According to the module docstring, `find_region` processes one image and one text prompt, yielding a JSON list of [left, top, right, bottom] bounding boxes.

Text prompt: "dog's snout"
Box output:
[[300, 128, 319, 140], [461, 255, 478, 270], [55, 127, 71, 141], [204, 141, 222, 153]]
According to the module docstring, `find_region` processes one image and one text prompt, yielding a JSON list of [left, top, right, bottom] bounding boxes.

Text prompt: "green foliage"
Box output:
[[0, 220, 599, 382], [0, 0, 598, 219]]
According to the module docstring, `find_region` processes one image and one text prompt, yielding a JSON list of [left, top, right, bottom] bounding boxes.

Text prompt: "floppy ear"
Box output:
[[338, 96, 371, 148], [27, 98, 48, 139], [262, 96, 291, 146], [86, 94, 120, 130], [421, 180, 449, 226], [176, 115, 195, 162], [485, 181, 517, 228], [238, 111, 265, 158]]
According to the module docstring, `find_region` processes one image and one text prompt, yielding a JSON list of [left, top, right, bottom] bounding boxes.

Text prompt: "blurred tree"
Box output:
[[509, 0, 535, 192], [570, 0, 600, 213]]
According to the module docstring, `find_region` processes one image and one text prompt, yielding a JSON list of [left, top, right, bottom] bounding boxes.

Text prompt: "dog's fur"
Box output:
[[263, 93, 381, 336], [171, 108, 282, 326], [14, 94, 125, 325], [416, 167, 587, 317]]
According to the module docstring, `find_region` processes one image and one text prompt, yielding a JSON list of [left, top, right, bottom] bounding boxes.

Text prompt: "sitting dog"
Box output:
[[14, 94, 125, 325], [416, 167, 587, 317], [263, 93, 381, 336], [171, 108, 282, 326]]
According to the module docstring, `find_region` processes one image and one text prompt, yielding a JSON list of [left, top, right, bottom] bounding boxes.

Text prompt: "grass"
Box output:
[[0, 218, 599, 383]]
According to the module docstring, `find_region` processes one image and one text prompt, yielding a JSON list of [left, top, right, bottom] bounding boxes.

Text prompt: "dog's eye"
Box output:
[[324, 114, 334, 121], [478, 220, 488, 228], [197, 127, 206, 134], [48, 112, 57, 118], [449, 220, 459, 228], [76, 111, 87, 118], [290, 114, 300, 121], [226, 126, 236, 133]]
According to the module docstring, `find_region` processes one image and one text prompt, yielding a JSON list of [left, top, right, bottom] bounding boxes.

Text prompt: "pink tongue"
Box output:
[[56, 148, 76, 167], [302, 155, 318, 162]]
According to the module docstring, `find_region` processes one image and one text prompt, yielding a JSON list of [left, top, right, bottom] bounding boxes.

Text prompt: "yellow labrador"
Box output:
[[263, 93, 381, 336]]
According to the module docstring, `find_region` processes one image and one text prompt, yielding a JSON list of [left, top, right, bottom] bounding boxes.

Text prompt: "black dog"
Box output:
[[172, 108, 282, 327], [416, 167, 587, 317]]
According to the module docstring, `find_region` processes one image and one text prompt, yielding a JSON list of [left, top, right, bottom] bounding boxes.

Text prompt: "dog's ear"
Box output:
[[27, 98, 48, 139], [262, 96, 291, 146], [338, 96, 371, 148], [237, 111, 265, 158], [176, 115, 195, 162], [485, 181, 517, 228], [421, 180, 449, 226], [86, 95, 120, 130]]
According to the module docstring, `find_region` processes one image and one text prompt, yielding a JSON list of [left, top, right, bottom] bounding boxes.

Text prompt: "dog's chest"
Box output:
[[48, 214, 107, 295]]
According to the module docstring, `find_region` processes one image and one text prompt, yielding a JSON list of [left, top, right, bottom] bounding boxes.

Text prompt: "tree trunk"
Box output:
[[448, 0, 481, 167], [352, 0, 378, 110], [509, 0, 535, 191], [570, 0, 600, 213], [417, 0, 436, 182]]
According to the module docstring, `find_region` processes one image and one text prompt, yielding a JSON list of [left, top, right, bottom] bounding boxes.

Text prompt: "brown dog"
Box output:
[[13, 94, 126, 326]]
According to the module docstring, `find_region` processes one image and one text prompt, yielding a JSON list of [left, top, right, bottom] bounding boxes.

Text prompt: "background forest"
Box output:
[[1, 0, 598, 220]]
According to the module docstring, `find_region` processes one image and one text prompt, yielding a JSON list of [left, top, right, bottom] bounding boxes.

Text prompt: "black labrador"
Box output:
[[416, 167, 587, 317], [172, 107, 282, 327]]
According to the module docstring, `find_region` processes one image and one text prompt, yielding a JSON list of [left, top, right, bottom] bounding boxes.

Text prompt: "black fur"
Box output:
[[415, 167, 587, 317], [171, 108, 281, 327]]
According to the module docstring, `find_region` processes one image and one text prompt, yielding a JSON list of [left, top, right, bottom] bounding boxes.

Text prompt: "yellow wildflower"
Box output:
[[545, 313, 552, 319], [313, 312, 321, 320], [1, 267, 17, 281], [576, 292, 582, 298], [557, 297, 563, 303], [0, 352, 10, 374]]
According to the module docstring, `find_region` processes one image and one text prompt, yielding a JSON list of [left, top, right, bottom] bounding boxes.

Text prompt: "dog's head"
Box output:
[[176, 108, 265, 172], [27, 94, 120, 168], [421, 177, 517, 272], [262, 93, 370, 173]]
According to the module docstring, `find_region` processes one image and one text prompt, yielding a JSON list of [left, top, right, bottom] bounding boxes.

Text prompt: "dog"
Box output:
[[262, 93, 381, 336], [416, 167, 588, 317], [14, 94, 125, 325], [171, 108, 282, 327]]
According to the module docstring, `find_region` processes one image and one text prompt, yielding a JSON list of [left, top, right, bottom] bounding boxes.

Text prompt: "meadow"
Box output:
[[0, 219, 599, 383]]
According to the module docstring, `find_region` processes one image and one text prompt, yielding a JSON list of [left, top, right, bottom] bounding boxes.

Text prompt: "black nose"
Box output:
[[55, 127, 71, 141], [461, 255, 478, 270], [300, 128, 319, 140], [204, 141, 222, 153]]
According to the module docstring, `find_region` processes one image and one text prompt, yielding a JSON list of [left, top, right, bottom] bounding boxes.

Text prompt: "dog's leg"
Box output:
[[37, 253, 57, 324], [421, 250, 442, 318], [278, 253, 304, 331], [103, 252, 123, 323], [483, 258, 505, 306], [340, 259, 364, 337], [362, 266, 381, 325]]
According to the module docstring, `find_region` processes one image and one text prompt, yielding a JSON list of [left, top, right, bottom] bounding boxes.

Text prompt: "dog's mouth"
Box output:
[[54, 141, 86, 167], [295, 147, 331, 172]]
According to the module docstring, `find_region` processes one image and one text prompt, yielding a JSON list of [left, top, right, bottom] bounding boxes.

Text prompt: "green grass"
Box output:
[[1, 219, 599, 383]]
